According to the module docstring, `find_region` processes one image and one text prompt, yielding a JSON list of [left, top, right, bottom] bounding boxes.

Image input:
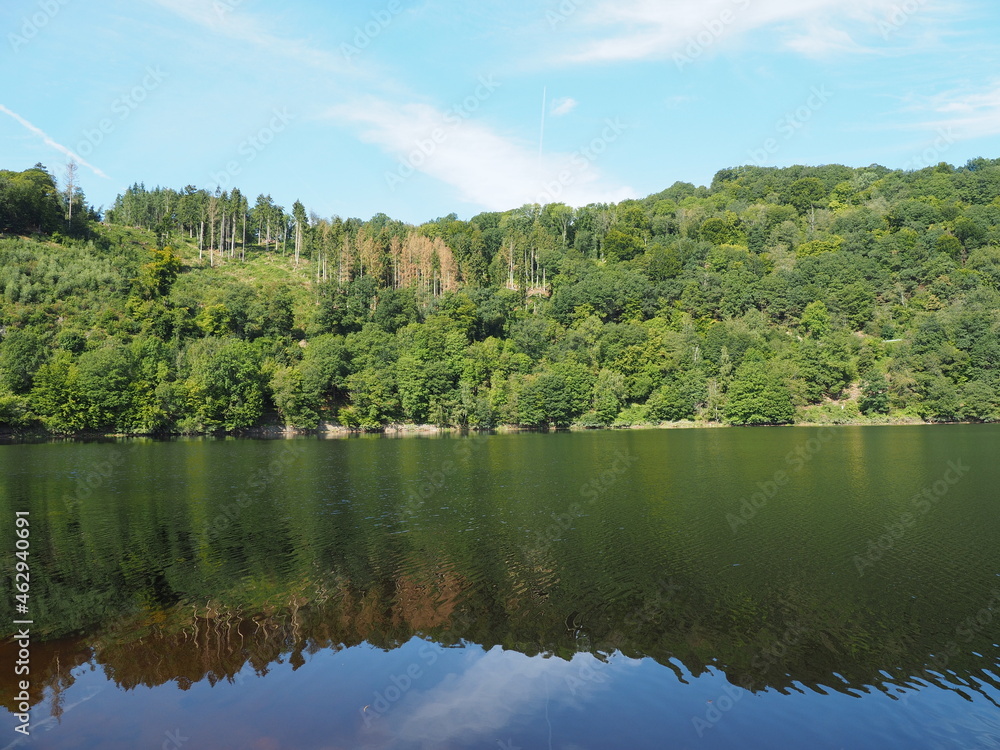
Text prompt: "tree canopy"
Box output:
[[3, 158, 1000, 434]]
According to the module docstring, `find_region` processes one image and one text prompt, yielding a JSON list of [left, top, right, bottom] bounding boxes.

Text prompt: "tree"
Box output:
[[646, 373, 705, 422], [270, 366, 321, 428], [800, 301, 832, 338], [784, 177, 827, 214], [9, 157, 1000, 436], [0, 329, 48, 393], [140, 246, 183, 297], [184, 339, 265, 431], [76, 343, 138, 431], [0, 165, 62, 234], [590, 368, 627, 425], [700, 217, 731, 245], [29, 351, 86, 433], [724, 358, 795, 425], [859, 376, 890, 415], [603, 228, 643, 260], [643, 243, 682, 281], [292, 200, 307, 266], [340, 368, 398, 429], [918, 376, 961, 423], [542, 203, 574, 247], [64, 161, 77, 226]]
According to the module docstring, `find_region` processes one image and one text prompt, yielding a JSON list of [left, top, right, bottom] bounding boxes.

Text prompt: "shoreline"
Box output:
[[1, 415, 993, 443]]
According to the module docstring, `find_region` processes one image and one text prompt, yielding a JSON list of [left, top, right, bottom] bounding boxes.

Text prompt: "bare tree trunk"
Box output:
[[64, 161, 77, 227], [507, 240, 515, 289]]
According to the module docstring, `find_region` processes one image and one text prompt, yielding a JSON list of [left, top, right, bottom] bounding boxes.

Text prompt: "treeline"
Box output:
[[2, 159, 1000, 433], [0, 163, 96, 237]]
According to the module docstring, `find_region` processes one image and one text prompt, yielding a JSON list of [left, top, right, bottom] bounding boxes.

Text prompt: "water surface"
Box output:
[[1, 426, 999, 749]]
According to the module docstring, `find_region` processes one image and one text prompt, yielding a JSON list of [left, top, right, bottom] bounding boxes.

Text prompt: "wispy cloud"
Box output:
[[147, 0, 353, 74], [785, 23, 873, 58], [0, 104, 109, 179], [556, 0, 951, 64], [327, 97, 635, 210], [551, 97, 579, 117], [912, 81, 1000, 139]]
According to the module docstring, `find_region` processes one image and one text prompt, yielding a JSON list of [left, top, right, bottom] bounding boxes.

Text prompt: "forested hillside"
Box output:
[[2, 159, 1000, 434]]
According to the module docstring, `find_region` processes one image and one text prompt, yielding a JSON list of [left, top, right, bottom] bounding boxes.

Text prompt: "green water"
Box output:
[[1, 426, 998, 749]]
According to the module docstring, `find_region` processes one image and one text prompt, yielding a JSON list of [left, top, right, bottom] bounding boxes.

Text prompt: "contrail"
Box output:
[[0, 104, 109, 179]]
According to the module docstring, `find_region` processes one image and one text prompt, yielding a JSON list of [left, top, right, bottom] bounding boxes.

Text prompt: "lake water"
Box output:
[[1, 426, 999, 749]]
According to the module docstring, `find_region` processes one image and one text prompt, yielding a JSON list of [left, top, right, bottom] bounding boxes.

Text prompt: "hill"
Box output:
[[2, 159, 1000, 435]]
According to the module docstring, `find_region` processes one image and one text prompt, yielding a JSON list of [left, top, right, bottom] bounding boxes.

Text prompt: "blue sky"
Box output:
[[1, 0, 998, 224]]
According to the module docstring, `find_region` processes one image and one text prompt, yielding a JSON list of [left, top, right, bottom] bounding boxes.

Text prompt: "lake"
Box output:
[[1, 426, 999, 749]]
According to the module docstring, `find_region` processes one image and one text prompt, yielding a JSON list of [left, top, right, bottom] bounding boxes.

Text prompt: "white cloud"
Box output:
[[914, 81, 1000, 140], [147, 0, 353, 74], [557, 0, 949, 64], [0, 104, 109, 179], [375, 649, 619, 747], [785, 23, 870, 58], [327, 96, 635, 211], [551, 97, 579, 117]]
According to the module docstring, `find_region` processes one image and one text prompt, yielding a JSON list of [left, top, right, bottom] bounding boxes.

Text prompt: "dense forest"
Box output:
[[2, 158, 1000, 434]]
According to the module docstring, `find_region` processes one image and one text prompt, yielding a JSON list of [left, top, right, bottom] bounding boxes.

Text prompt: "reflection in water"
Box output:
[[1, 427, 999, 749]]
